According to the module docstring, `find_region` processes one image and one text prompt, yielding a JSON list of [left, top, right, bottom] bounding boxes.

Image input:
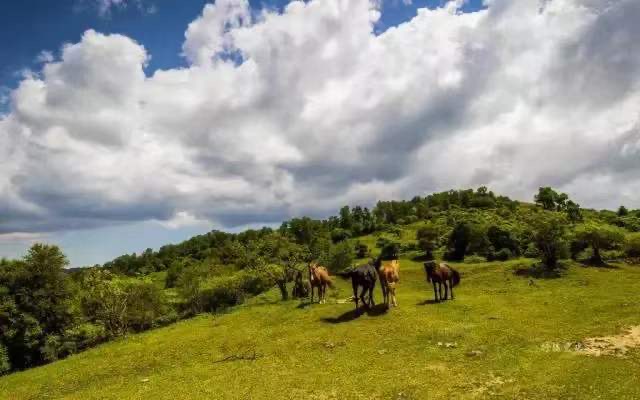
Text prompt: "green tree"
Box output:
[[446, 222, 472, 261], [534, 187, 570, 212], [327, 241, 355, 272], [565, 200, 582, 222], [416, 223, 439, 260], [339, 206, 353, 230], [574, 222, 625, 265], [618, 206, 629, 217], [529, 212, 569, 269]]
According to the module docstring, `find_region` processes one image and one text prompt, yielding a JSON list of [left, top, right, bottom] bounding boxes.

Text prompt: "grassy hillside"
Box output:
[[2, 257, 640, 399]]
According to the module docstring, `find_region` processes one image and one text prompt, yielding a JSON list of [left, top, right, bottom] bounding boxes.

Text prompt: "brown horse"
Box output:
[[308, 263, 333, 304], [423, 261, 460, 302], [378, 260, 400, 308]]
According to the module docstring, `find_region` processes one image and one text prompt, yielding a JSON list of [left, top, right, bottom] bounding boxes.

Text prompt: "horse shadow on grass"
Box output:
[[416, 299, 441, 306], [320, 303, 388, 324]]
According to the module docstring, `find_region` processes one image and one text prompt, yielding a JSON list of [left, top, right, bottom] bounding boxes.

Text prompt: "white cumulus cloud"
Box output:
[[1, 0, 640, 237]]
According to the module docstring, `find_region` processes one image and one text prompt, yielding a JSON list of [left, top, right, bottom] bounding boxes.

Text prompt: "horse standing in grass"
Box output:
[[378, 260, 400, 308], [423, 261, 460, 302], [308, 263, 333, 304], [338, 263, 377, 310]]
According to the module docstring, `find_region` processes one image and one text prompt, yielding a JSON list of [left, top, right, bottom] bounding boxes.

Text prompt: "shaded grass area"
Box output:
[[2, 259, 640, 399]]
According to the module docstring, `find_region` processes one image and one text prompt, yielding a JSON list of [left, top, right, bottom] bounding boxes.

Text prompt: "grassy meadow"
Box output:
[[2, 257, 640, 399]]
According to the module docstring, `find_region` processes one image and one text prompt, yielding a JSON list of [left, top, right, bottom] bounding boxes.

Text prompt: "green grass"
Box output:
[[3, 259, 640, 399]]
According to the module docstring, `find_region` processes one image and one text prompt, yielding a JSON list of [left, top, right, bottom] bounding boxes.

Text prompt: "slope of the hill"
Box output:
[[2, 258, 640, 399]]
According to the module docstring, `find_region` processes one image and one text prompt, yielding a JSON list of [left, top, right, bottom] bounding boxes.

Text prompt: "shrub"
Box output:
[[327, 241, 355, 272], [379, 241, 400, 260], [165, 259, 189, 288], [330, 228, 352, 243], [63, 323, 106, 351], [0, 344, 10, 375], [523, 242, 540, 258], [574, 221, 625, 265], [125, 281, 168, 332], [354, 243, 369, 259], [464, 255, 486, 264], [495, 248, 512, 261], [625, 233, 640, 258], [196, 268, 276, 312]]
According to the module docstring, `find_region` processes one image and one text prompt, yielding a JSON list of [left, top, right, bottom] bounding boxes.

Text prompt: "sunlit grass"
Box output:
[[2, 257, 640, 399]]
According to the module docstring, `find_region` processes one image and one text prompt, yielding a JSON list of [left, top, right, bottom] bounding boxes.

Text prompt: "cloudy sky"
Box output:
[[1, 0, 639, 266]]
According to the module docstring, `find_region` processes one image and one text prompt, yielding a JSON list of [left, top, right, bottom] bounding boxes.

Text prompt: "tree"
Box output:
[[618, 206, 629, 217], [487, 225, 518, 255], [574, 221, 625, 265], [534, 187, 571, 212], [416, 223, 439, 260], [529, 212, 569, 269], [0, 244, 75, 369], [339, 206, 353, 230], [565, 200, 582, 222], [327, 241, 355, 272], [534, 187, 559, 210], [446, 222, 472, 261]]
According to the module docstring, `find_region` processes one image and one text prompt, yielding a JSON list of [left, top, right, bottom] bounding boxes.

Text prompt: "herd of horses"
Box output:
[[306, 259, 461, 310]]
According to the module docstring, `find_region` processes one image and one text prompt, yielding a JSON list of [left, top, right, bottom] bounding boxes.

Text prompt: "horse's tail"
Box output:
[[336, 270, 352, 279], [326, 276, 334, 288], [451, 268, 461, 287]]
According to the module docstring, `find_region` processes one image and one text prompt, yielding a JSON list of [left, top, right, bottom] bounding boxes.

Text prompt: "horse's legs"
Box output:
[[359, 286, 368, 309], [443, 281, 449, 300], [321, 283, 326, 304], [352, 281, 359, 310], [391, 286, 397, 307], [381, 281, 388, 307], [385, 284, 389, 307], [449, 278, 454, 300], [368, 285, 375, 307], [310, 285, 315, 303], [432, 281, 439, 302], [438, 282, 444, 300]]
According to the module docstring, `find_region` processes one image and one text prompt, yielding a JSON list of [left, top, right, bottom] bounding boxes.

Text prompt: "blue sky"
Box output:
[[0, 0, 485, 100], [2, 0, 636, 267]]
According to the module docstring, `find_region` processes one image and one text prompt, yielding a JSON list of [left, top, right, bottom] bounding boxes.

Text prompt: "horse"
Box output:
[[378, 260, 400, 308], [308, 263, 333, 304], [423, 261, 460, 302], [338, 262, 377, 310]]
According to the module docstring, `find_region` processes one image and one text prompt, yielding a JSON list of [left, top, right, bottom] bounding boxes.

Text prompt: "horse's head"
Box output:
[[423, 261, 436, 282]]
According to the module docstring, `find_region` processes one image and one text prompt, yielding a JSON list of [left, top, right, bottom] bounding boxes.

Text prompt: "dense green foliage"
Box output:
[[1, 186, 638, 375]]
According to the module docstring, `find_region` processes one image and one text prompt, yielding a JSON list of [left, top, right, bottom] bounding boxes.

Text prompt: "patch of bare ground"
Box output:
[[578, 326, 640, 357], [540, 326, 640, 357]]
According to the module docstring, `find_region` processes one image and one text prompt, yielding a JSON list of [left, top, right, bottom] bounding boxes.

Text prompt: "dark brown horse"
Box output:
[[338, 262, 377, 310], [423, 261, 460, 302]]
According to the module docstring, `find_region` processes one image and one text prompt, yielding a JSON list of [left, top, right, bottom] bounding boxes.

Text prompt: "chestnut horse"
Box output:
[[308, 263, 333, 304], [423, 261, 460, 302], [378, 260, 400, 308]]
